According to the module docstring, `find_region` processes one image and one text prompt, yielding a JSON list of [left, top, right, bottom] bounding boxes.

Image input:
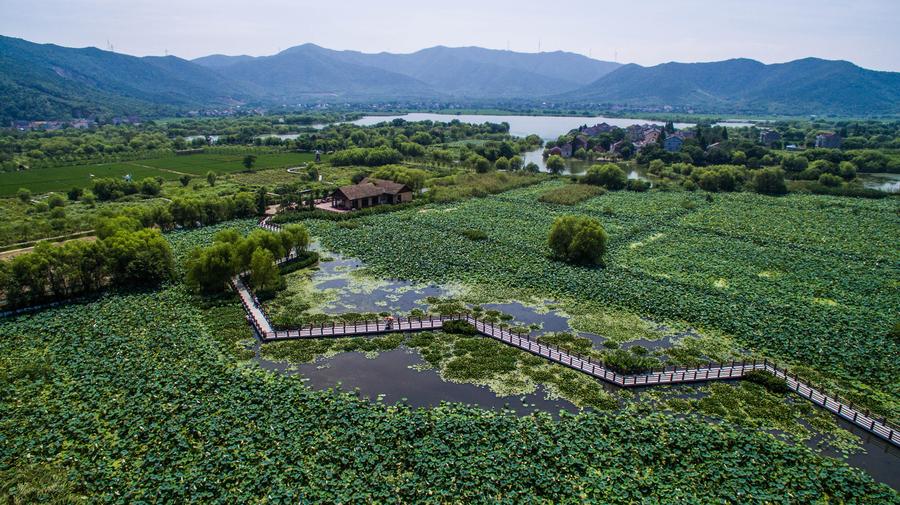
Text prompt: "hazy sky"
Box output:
[[1, 0, 898, 71]]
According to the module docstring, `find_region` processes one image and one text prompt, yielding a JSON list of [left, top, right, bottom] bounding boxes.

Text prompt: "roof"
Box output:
[[334, 178, 411, 200], [360, 177, 410, 195], [334, 183, 386, 200]]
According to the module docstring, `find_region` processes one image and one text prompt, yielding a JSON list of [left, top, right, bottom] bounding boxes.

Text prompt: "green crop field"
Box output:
[[295, 182, 900, 417], [0, 152, 318, 196]]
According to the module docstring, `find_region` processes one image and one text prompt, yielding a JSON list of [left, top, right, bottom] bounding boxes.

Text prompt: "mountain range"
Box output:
[[2, 34, 898, 121]]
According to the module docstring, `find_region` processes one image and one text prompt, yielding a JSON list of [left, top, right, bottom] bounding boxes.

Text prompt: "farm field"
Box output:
[[0, 152, 318, 196], [297, 182, 900, 417]]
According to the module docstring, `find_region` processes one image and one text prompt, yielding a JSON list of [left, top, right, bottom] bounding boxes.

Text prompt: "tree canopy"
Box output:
[[548, 215, 608, 266]]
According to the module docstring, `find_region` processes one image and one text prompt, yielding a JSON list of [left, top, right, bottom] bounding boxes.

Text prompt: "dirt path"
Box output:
[[126, 161, 193, 177], [0, 235, 97, 260]]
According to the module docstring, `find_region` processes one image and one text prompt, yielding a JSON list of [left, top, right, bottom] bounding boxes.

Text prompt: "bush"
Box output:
[[47, 194, 66, 208], [583, 164, 627, 189], [548, 215, 608, 266], [818, 173, 843, 187], [743, 370, 789, 394], [625, 179, 651, 192], [752, 167, 787, 195], [67, 187, 83, 201], [441, 320, 479, 335], [539, 184, 605, 205], [331, 146, 403, 167], [460, 229, 488, 241], [17, 188, 31, 203], [546, 155, 565, 174]]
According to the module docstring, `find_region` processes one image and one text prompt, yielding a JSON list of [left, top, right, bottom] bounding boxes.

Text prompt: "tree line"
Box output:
[[0, 223, 174, 308], [186, 224, 310, 294]]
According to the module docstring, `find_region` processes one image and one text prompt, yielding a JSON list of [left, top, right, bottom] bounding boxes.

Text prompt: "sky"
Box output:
[[1, 0, 898, 71]]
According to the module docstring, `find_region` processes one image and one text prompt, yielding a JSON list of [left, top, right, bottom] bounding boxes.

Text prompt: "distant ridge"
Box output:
[[0, 35, 249, 121], [196, 44, 622, 99], [1, 35, 898, 120], [558, 57, 900, 116]]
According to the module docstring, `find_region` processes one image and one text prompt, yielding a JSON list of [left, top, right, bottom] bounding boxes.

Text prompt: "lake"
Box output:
[[523, 147, 650, 179], [859, 172, 900, 193], [349, 113, 694, 140]]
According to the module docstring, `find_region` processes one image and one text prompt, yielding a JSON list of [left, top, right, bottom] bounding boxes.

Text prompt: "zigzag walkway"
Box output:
[[237, 217, 900, 447]]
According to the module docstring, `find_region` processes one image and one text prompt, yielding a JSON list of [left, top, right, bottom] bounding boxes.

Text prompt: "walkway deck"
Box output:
[[240, 217, 900, 448]]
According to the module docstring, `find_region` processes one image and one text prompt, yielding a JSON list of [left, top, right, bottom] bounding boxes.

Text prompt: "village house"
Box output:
[[759, 129, 781, 147], [330, 178, 412, 211], [579, 122, 614, 136], [609, 139, 629, 155], [663, 135, 684, 152], [815, 132, 841, 148]]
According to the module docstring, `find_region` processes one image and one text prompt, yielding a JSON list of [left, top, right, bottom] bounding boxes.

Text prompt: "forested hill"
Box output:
[[3, 34, 899, 120], [0, 35, 248, 122], [558, 58, 900, 116]]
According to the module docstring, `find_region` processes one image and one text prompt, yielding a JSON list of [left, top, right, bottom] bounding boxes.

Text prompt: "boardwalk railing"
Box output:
[[240, 217, 900, 448]]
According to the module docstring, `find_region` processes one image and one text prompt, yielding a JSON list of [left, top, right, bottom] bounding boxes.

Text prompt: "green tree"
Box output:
[[139, 177, 161, 196], [180, 175, 192, 187], [250, 248, 280, 293], [281, 223, 310, 253], [546, 155, 565, 175], [186, 242, 237, 293], [523, 162, 540, 173], [494, 157, 510, 171], [583, 164, 627, 190], [243, 155, 257, 170], [67, 187, 83, 201], [839, 161, 857, 180], [206, 171, 217, 187], [47, 194, 66, 209], [17, 188, 31, 203], [255, 187, 268, 215], [509, 155, 523, 171], [470, 155, 492, 173], [752, 167, 787, 195], [548, 215, 608, 266], [818, 173, 843, 187]]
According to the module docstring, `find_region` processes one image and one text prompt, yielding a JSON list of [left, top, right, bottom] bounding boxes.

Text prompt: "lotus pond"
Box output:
[[246, 241, 899, 487]]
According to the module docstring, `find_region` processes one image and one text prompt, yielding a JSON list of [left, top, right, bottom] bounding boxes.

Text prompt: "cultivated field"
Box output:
[[0, 152, 317, 195]]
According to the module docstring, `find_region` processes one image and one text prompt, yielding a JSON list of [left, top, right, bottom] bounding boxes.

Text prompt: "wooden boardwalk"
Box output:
[[242, 218, 900, 448]]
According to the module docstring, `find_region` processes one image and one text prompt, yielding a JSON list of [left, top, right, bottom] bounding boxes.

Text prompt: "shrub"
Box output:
[[743, 370, 789, 394], [625, 179, 651, 192], [331, 146, 403, 166], [461, 229, 488, 241], [47, 194, 66, 208], [442, 320, 479, 335], [583, 164, 627, 189], [818, 173, 843, 187], [752, 167, 787, 195], [548, 215, 608, 266], [17, 188, 31, 203], [538, 184, 605, 205], [67, 187, 83, 201], [546, 155, 565, 174]]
